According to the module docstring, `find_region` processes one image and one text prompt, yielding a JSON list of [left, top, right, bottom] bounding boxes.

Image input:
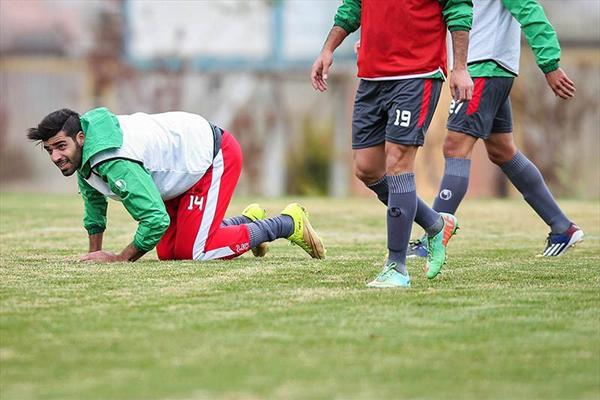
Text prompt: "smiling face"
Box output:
[[43, 130, 85, 176]]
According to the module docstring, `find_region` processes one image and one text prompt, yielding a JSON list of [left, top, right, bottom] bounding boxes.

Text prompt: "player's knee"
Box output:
[[443, 135, 470, 158], [353, 163, 383, 185], [173, 249, 187, 260], [156, 246, 175, 260], [487, 142, 517, 165]]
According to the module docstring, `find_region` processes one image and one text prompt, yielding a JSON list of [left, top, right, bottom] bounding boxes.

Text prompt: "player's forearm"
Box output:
[[88, 232, 104, 252], [118, 242, 147, 262], [322, 26, 349, 54], [451, 30, 469, 70], [132, 215, 170, 256]]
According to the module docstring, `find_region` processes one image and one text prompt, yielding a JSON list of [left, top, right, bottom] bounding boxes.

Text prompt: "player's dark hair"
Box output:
[[27, 109, 81, 142]]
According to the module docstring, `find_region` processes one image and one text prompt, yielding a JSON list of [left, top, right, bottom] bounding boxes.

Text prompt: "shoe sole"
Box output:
[[302, 216, 326, 259], [366, 282, 410, 288], [541, 230, 584, 257], [243, 204, 268, 257]]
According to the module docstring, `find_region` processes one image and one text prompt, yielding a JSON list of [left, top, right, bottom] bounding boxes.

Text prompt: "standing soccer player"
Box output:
[[311, 0, 473, 287], [408, 0, 583, 260], [28, 108, 325, 262]]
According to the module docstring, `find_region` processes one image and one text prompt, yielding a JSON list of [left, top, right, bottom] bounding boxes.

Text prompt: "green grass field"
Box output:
[[1, 193, 599, 400]]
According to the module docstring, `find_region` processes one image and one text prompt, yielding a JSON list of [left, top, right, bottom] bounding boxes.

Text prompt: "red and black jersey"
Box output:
[[357, 0, 448, 79]]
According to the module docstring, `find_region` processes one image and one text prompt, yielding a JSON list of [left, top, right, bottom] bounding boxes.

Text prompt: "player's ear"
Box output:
[[76, 131, 85, 146]]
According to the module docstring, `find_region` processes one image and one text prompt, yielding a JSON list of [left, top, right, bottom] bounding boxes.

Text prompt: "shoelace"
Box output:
[[378, 263, 396, 280]]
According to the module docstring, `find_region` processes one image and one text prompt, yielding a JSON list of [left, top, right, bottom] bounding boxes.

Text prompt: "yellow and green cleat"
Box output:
[[281, 203, 326, 259], [242, 203, 269, 257]]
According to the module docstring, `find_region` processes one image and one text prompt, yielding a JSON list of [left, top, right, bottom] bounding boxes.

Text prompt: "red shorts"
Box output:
[[156, 132, 251, 261]]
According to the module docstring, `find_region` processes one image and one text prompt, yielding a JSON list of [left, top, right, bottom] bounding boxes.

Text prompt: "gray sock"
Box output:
[[247, 216, 294, 248], [415, 197, 444, 237], [221, 215, 252, 227], [500, 152, 571, 234], [432, 157, 471, 214], [366, 175, 389, 206], [386, 173, 417, 275]]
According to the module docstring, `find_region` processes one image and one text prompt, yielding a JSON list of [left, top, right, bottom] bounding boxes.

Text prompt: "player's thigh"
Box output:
[[352, 144, 386, 183], [490, 95, 514, 135], [352, 80, 387, 150], [384, 78, 443, 147], [447, 77, 514, 141], [172, 171, 213, 259], [173, 132, 243, 260]]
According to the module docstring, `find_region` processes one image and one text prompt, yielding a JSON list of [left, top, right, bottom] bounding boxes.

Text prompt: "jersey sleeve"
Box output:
[[77, 173, 107, 235], [333, 0, 361, 34], [440, 0, 473, 32], [501, 0, 561, 73], [95, 159, 170, 252]]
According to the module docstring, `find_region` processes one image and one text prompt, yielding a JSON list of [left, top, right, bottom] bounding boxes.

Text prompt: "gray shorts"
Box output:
[[446, 77, 514, 139], [352, 78, 443, 149]]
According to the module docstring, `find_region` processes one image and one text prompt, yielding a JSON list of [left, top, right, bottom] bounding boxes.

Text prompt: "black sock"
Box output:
[[221, 215, 252, 227], [432, 157, 471, 214], [366, 175, 389, 206], [501, 152, 571, 234], [246, 216, 294, 248], [386, 173, 417, 275]]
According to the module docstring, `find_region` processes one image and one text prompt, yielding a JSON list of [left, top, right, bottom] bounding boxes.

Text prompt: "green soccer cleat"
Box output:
[[366, 262, 411, 288], [281, 203, 326, 259], [242, 203, 269, 257], [425, 213, 459, 279]]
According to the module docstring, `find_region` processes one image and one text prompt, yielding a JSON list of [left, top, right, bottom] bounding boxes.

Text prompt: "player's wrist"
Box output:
[[541, 61, 559, 75], [320, 48, 334, 57], [116, 252, 130, 262]]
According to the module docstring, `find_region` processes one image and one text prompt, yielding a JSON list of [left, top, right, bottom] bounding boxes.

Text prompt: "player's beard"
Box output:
[[58, 141, 83, 177]]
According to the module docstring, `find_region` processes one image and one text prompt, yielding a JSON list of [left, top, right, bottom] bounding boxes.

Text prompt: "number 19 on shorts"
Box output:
[[394, 109, 411, 127]]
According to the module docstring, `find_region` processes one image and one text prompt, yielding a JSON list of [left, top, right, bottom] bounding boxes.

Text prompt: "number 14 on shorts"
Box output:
[[187, 195, 204, 210]]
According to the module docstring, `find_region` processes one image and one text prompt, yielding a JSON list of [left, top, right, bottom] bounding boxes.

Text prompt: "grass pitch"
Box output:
[[1, 193, 599, 400]]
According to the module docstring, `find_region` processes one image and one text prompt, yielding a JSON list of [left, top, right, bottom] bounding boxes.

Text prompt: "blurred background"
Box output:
[[1, 0, 599, 200]]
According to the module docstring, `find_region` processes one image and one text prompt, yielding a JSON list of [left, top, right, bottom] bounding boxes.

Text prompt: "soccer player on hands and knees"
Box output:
[[311, 0, 474, 287], [28, 108, 325, 262], [407, 0, 583, 259]]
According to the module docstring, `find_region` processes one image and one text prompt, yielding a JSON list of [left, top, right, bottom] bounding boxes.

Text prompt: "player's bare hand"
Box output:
[[449, 69, 473, 101], [353, 40, 361, 54], [545, 68, 576, 99], [80, 250, 122, 263], [311, 50, 334, 92]]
